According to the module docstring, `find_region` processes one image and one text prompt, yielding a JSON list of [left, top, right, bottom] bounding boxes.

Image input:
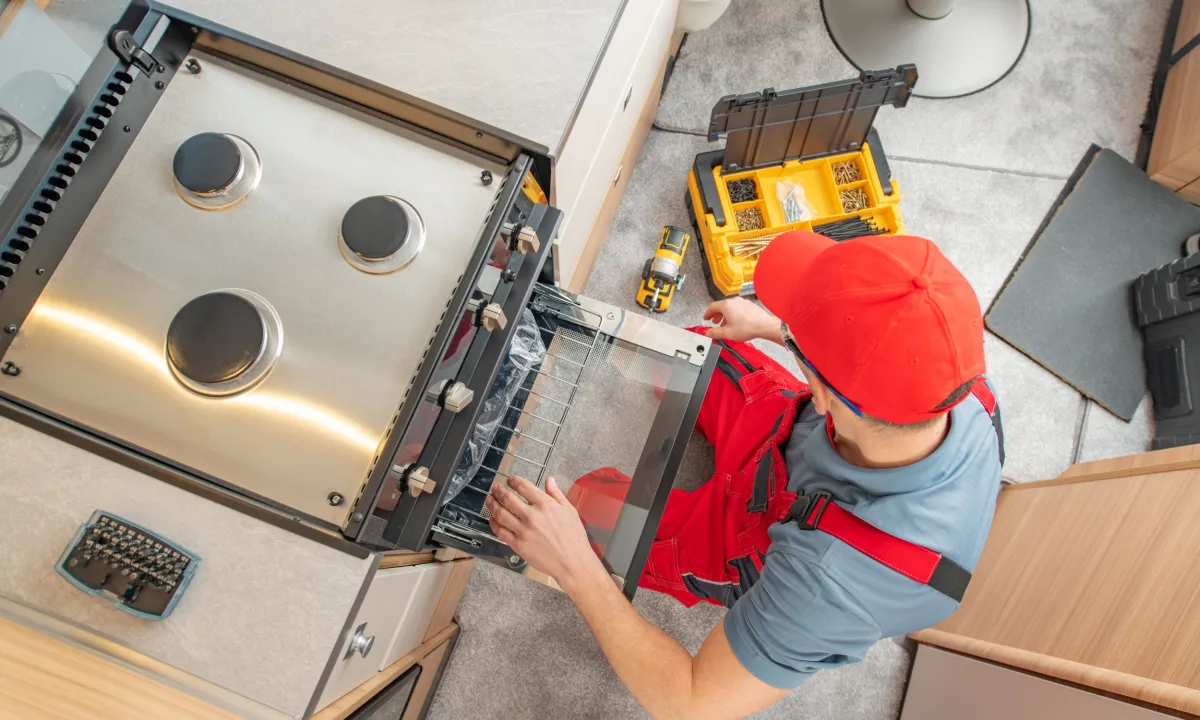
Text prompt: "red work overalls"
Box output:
[[568, 328, 999, 608]]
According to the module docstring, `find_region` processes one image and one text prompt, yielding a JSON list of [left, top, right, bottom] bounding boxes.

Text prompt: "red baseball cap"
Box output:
[[754, 231, 985, 424]]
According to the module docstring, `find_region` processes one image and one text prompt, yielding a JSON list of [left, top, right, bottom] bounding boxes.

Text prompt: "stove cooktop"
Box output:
[[0, 52, 505, 527]]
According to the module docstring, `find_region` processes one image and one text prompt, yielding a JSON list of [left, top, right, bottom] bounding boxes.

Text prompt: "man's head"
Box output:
[[755, 231, 985, 433]]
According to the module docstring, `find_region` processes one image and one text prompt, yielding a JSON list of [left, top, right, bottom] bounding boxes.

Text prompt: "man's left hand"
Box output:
[[485, 476, 603, 589]]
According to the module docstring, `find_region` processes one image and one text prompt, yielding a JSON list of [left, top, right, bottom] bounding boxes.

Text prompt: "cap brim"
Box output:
[[754, 230, 834, 316]]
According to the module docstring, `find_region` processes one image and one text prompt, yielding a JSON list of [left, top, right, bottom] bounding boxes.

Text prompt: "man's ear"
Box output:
[[797, 364, 830, 416]]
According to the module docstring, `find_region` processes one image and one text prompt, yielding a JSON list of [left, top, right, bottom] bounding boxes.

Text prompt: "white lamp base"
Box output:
[[821, 0, 1031, 99]]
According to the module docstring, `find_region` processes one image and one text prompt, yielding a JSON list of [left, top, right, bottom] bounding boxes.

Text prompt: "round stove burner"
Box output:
[[172, 133, 262, 210], [173, 133, 241, 194], [338, 195, 425, 274], [167, 292, 263, 384], [341, 196, 410, 260], [165, 290, 283, 397]]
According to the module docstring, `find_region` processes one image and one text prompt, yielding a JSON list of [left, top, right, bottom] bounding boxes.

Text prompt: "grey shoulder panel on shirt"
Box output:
[[724, 547, 884, 689]]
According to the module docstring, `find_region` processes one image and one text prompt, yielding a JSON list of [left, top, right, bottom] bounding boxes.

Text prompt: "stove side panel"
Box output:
[[0, 415, 373, 717]]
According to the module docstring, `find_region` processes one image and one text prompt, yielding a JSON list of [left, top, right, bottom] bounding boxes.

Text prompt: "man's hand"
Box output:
[[703, 298, 782, 344], [487, 475, 789, 720], [485, 476, 605, 590]]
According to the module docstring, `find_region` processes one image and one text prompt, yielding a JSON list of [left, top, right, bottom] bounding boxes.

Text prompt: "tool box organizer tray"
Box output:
[[688, 142, 904, 297], [687, 66, 917, 299]]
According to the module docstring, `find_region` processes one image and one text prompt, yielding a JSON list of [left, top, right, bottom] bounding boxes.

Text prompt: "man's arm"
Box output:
[[485, 477, 788, 720], [565, 557, 789, 720]]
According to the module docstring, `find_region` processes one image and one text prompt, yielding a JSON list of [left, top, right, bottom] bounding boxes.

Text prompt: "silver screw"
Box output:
[[327, 492, 344, 506]]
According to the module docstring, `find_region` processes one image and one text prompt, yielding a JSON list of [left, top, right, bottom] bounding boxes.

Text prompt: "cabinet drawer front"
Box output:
[[554, 0, 675, 217], [433, 284, 717, 598], [316, 565, 424, 712], [378, 562, 452, 670], [556, 0, 678, 282]]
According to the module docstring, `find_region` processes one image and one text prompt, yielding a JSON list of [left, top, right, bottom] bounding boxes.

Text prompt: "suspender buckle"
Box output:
[[788, 490, 832, 530]]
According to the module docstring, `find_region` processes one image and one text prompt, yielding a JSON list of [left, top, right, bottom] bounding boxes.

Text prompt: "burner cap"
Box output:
[[167, 292, 265, 385], [340, 196, 411, 261], [173, 133, 242, 194]]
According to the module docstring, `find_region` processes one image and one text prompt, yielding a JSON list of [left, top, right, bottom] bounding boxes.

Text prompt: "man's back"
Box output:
[[723, 393, 1002, 688]]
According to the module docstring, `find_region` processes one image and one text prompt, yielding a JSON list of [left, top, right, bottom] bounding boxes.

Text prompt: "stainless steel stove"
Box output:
[[1, 51, 503, 527], [0, 4, 718, 597]]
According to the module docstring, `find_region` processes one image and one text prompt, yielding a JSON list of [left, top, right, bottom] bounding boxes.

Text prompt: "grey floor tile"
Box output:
[[429, 562, 909, 720], [985, 333, 1081, 482], [891, 159, 1064, 310], [873, 0, 1169, 178], [656, 0, 1170, 178], [583, 131, 722, 323], [1077, 394, 1154, 465]]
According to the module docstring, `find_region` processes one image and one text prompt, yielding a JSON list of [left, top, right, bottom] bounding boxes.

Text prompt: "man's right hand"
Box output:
[[703, 298, 782, 344]]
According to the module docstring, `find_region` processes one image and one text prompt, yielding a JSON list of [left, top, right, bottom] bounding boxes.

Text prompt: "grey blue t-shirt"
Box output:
[[723, 393, 1002, 688]]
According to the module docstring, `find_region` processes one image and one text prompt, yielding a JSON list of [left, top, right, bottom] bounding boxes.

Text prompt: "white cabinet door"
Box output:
[[315, 565, 424, 712], [553, 0, 669, 216], [555, 0, 678, 284]]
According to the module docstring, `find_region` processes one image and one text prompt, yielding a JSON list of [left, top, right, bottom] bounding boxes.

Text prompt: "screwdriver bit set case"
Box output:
[[55, 510, 199, 620]]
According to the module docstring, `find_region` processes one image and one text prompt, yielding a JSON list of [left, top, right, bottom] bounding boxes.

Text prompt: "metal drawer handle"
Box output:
[[613, 165, 623, 185], [344, 622, 375, 659], [622, 84, 633, 112]]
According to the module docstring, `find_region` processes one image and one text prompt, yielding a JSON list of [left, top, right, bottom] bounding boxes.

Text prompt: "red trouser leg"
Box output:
[[570, 328, 809, 607]]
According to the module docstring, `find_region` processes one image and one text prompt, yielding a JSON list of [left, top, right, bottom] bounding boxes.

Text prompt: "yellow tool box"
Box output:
[[686, 66, 918, 299]]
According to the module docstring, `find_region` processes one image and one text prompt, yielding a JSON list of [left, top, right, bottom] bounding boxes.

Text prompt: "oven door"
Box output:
[[430, 284, 716, 597], [360, 187, 717, 597], [365, 284, 716, 598]]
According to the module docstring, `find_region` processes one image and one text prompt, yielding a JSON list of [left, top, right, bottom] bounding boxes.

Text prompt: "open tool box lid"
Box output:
[[707, 65, 918, 174]]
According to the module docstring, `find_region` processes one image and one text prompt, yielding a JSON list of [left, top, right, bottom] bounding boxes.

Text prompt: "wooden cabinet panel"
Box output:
[[1149, 0, 1200, 196], [912, 453, 1200, 715], [0, 616, 241, 720]]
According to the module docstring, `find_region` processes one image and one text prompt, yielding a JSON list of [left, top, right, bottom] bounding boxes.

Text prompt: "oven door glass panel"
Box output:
[[434, 284, 717, 597]]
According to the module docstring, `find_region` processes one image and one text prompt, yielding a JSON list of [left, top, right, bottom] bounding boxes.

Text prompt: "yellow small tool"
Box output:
[[636, 226, 690, 313]]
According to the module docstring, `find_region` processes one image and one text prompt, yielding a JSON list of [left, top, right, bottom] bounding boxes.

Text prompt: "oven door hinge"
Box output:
[[108, 28, 160, 76]]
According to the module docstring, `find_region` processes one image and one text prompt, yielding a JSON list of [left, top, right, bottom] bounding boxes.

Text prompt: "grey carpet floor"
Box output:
[[429, 0, 1168, 717], [655, 0, 1170, 179]]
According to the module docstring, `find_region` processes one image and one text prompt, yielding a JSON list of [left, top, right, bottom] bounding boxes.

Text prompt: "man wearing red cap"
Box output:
[[486, 231, 1003, 718]]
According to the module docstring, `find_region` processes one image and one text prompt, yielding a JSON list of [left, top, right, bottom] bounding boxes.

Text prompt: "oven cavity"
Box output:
[[338, 195, 426, 274], [172, 132, 261, 210], [165, 289, 282, 397]]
